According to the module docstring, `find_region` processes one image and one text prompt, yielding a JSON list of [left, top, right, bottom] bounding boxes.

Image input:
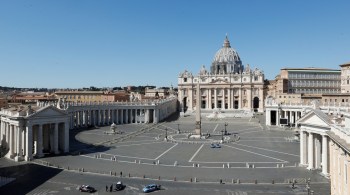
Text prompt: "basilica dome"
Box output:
[[211, 35, 243, 74]]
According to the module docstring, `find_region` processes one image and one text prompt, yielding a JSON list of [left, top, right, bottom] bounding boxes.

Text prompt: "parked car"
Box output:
[[116, 181, 126, 191], [210, 143, 221, 148], [79, 185, 96, 193], [215, 143, 221, 148], [142, 184, 161, 193]]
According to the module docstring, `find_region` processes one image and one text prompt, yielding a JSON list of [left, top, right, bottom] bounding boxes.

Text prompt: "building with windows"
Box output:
[[280, 68, 341, 94], [340, 62, 350, 93], [55, 91, 129, 103], [178, 36, 264, 112]]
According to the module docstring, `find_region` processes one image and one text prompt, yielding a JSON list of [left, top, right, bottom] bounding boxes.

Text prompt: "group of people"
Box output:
[[105, 172, 123, 192], [105, 184, 113, 192]]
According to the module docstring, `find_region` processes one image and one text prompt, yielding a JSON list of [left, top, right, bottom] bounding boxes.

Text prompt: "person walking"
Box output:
[[110, 184, 113, 192], [106, 185, 108, 192]]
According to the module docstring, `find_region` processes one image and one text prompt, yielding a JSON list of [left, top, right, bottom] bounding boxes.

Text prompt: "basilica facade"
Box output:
[[178, 36, 265, 112]]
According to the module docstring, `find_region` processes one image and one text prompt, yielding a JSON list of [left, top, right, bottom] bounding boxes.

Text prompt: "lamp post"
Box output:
[[221, 130, 224, 142], [165, 127, 168, 140], [224, 122, 228, 135]]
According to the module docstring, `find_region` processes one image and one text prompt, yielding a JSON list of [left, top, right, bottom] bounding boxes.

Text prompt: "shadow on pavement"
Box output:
[[0, 160, 62, 194], [69, 126, 113, 155]]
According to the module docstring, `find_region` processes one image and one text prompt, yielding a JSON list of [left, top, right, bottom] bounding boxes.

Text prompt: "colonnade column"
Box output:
[[307, 132, 314, 170], [315, 135, 321, 169], [125, 109, 129, 123], [54, 123, 59, 154], [9, 125, 14, 157], [0, 121, 3, 145], [153, 109, 159, 124], [322, 135, 329, 176], [111, 109, 115, 123], [144, 109, 149, 123], [15, 126, 23, 161], [25, 125, 33, 161], [64, 122, 69, 153], [37, 124, 43, 157], [300, 130, 307, 165]]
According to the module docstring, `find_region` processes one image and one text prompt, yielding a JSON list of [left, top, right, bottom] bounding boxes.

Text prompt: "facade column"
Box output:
[[228, 88, 231, 109], [300, 130, 307, 165], [208, 89, 212, 109], [116, 109, 119, 124], [322, 135, 329, 176], [258, 88, 264, 112], [247, 88, 252, 109], [25, 124, 33, 161], [214, 88, 217, 109], [266, 109, 271, 126], [37, 124, 43, 157], [64, 122, 69, 153], [307, 132, 314, 170], [276, 109, 280, 126], [188, 88, 193, 110], [222, 88, 225, 109], [54, 123, 59, 154], [15, 126, 23, 161], [238, 88, 242, 109]]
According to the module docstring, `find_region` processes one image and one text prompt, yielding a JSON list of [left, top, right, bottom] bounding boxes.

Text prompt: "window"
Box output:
[[184, 78, 187, 82]]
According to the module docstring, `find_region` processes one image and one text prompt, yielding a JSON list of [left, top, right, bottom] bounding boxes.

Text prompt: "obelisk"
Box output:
[[194, 82, 201, 135]]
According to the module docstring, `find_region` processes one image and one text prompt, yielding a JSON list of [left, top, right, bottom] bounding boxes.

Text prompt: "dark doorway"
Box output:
[[218, 100, 222, 109], [253, 97, 259, 112], [183, 97, 187, 112], [202, 100, 206, 109], [234, 100, 238, 109], [271, 110, 276, 125]]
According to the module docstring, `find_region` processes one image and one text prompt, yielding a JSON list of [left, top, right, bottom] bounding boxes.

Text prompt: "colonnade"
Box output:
[[0, 119, 69, 162], [65, 97, 177, 129], [68, 108, 154, 129], [266, 108, 303, 126], [300, 129, 329, 176]]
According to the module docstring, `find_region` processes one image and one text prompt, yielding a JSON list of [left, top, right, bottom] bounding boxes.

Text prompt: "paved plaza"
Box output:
[[0, 113, 330, 194]]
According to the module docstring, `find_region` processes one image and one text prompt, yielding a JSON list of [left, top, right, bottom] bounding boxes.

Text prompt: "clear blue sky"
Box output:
[[1, 0, 349, 88]]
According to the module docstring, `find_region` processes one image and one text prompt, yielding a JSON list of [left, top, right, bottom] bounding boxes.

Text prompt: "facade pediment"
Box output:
[[297, 109, 332, 128], [26, 106, 68, 119]]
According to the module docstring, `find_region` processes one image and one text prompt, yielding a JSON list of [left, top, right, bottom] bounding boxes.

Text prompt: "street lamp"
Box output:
[[224, 122, 228, 135], [221, 130, 224, 142], [165, 127, 168, 139]]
